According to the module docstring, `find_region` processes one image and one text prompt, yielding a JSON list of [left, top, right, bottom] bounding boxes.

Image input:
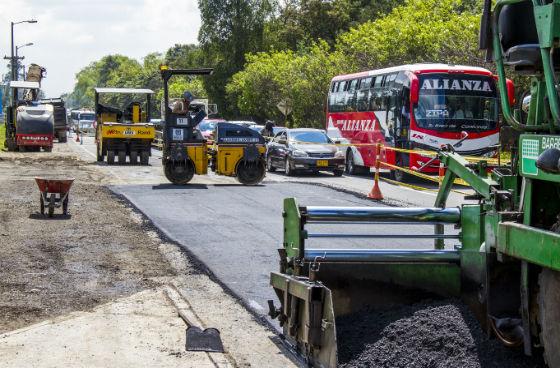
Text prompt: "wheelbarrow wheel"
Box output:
[[48, 193, 55, 217], [62, 194, 69, 215], [40, 194, 45, 215]]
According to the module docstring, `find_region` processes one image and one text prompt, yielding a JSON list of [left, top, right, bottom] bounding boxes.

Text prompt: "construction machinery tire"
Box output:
[[107, 150, 115, 165], [164, 160, 194, 185], [333, 169, 344, 177], [19, 146, 26, 152], [538, 268, 560, 367], [58, 133, 67, 143], [140, 150, 150, 165], [44, 146, 53, 152], [118, 150, 127, 164], [6, 139, 17, 152], [130, 151, 138, 165], [237, 160, 266, 185], [48, 193, 55, 217], [96, 144, 103, 162]]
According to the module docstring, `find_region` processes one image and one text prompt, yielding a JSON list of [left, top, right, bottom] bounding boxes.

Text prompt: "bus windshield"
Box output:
[[414, 74, 498, 132]]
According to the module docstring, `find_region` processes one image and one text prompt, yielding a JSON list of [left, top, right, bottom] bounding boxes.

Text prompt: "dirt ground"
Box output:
[[0, 151, 176, 332], [0, 146, 297, 368]]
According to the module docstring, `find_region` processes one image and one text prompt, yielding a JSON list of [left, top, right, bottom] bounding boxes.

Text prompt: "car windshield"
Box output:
[[199, 121, 217, 131], [414, 74, 498, 132], [289, 131, 331, 144], [80, 113, 94, 121]]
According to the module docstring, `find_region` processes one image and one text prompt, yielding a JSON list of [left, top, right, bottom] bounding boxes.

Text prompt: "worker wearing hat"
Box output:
[[172, 91, 195, 114]]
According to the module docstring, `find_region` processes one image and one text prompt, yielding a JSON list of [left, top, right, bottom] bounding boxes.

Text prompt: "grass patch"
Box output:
[[0, 123, 5, 150]]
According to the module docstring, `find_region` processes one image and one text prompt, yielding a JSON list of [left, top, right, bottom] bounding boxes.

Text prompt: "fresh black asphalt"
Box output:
[[111, 182, 457, 319]]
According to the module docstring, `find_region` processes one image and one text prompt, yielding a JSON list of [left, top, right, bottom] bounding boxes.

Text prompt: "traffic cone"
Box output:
[[438, 160, 445, 187], [76, 133, 80, 143], [368, 142, 384, 200]]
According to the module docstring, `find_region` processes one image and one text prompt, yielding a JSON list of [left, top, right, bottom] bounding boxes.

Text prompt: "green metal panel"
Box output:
[[519, 134, 560, 182], [283, 198, 303, 259], [497, 222, 560, 272], [534, 3, 560, 49], [461, 205, 484, 251]]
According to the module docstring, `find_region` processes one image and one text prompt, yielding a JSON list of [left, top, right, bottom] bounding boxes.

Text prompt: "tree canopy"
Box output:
[[68, 0, 485, 126]]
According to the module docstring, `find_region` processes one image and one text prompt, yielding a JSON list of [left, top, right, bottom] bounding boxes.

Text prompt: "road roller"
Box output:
[[268, 1, 560, 366], [159, 65, 266, 185]]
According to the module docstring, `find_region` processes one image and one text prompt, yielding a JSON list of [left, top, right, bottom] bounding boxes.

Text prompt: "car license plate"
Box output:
[[317, 160, 328, 167]]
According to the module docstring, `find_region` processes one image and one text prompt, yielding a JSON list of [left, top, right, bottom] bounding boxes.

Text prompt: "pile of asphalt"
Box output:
[[337, 300, 544, 368]]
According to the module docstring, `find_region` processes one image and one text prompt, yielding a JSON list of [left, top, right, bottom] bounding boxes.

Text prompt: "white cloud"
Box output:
[[0, 0, 201, 97]]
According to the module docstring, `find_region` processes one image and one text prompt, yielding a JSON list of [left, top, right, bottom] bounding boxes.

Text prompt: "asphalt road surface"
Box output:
[[112, 182, 458, 320]]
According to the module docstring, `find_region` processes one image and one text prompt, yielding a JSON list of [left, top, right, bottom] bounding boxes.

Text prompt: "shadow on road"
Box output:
[[151, 183, 209, 190], [29, 213, 72, 220]]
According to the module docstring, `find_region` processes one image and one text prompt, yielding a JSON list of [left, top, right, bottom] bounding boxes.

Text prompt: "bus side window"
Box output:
[[357, 77, 372, 112], [345, 79, 358, 112]]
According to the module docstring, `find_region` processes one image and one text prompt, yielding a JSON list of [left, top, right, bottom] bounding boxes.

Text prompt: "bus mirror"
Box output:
[[410, 75, 419, 104], [506, 79, 515, 107]]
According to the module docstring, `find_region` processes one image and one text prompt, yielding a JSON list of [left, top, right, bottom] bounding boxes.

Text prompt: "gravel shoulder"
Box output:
[[0, 145, 297, 368]]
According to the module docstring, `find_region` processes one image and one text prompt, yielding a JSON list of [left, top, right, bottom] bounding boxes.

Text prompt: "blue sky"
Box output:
[[0, 0, 201, 97]]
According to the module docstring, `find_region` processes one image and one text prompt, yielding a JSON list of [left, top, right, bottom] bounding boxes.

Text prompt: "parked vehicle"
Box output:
[[266, 128, 345, 176], [228, 120, 255, 127], [198, 118, 226, 139]]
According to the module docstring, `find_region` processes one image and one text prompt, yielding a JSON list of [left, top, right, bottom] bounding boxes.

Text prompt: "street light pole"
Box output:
[[15, 43, 33, 79], [9, 19, 37, 81]]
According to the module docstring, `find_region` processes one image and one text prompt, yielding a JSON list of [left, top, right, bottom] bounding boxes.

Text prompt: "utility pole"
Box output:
[[5, 19, 37, 81]]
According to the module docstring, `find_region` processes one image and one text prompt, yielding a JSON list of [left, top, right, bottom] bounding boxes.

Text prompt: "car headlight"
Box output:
[[292, 149, 308, 157], [334, 150, 345, 159]]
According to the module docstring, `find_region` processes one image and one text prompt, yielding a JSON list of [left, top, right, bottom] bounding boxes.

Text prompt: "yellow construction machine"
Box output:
[[159, 66, 266, 185], [94, 88, 156, 165]]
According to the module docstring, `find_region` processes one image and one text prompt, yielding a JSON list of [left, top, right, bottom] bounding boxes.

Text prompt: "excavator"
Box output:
[[268, 1, 560, 366], [159, 65, 266, 185]]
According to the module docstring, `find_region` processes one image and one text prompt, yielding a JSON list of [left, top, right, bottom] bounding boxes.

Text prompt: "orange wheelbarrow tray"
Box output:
[[34, 177, 75, 217]]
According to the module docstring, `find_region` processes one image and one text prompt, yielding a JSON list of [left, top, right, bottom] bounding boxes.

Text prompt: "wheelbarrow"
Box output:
[[34, 177, 75, 217]]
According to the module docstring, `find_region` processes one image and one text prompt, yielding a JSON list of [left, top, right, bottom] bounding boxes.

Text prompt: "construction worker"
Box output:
[[172, 91, 195, 115]]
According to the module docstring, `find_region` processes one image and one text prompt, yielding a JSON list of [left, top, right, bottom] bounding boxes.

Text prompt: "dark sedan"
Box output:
[[266, 128, 345, 176]]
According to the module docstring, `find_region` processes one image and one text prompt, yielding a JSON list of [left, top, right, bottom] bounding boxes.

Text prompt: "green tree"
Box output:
[[336, 0, 482, 71], [227, 41, 342, 127], [198, 0, 272, 116]]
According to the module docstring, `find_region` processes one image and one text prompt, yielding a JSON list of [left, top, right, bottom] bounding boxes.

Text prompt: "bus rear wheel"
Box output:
[[164, 160, 194, 185]]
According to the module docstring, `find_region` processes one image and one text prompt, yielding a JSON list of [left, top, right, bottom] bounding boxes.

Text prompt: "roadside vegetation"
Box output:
[[0, 122, 5, 149], [68, 0, 483, 125]]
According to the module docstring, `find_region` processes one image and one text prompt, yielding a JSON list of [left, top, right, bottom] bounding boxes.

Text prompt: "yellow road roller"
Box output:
[[159, 66, 266, 185], [95, 88, 156, 165]]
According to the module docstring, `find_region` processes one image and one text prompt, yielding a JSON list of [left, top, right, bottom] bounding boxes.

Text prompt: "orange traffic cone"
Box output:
[[438, 160, 445, 187], [76, 133, 80, 143], [368, 142, 384, 200]]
